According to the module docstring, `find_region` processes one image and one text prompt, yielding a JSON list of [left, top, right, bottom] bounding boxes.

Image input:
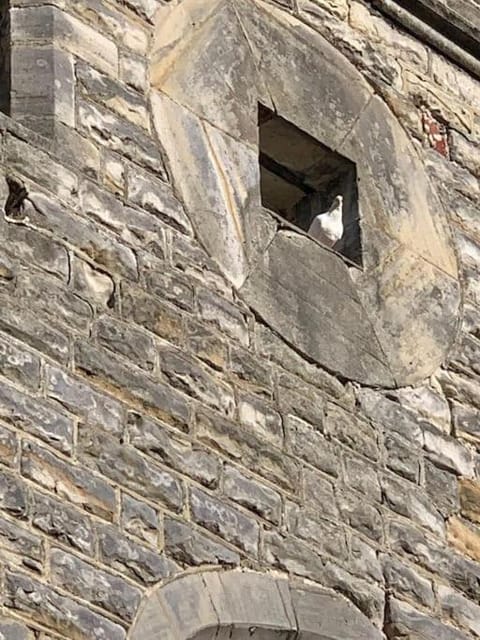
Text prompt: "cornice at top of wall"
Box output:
[[371, 0, 480, 78]]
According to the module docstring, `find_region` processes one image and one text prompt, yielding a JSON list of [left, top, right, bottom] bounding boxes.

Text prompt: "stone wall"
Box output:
[[0, 0, 478, 639]]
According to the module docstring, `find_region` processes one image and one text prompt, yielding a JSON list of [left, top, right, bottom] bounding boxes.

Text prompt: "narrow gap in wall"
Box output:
[[0, 1, 10, 115], [258, 104, 362, 266]]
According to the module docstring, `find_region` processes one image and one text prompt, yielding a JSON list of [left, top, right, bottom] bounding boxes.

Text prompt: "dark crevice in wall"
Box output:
[[0, 1, 10, 115]]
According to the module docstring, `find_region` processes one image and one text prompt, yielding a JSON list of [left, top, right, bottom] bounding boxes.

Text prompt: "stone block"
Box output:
[[77, 61, 150, 130], [70, 257, 115, 308], [0, 380, 73, 453], [119, 52, 148, 93], [78, 99, 165, 175], [78, 427, 184, 512], [325, 402, 379, 461], [0, 468, 28, 518], [1, 220, 69, 280], [343, 455, 381, 501], [127, 167, 191, 233], [382, 555, 435, 609], [357, 389, 423, 445], [381, 473, 444, 537], [277, 374, 326, 429], [459, 478, 480, 524], [338, 492, 383, 542], [74, 340, 190, 429], [46, 365, 124, 435], [73, 0, 149, 55], [0, 295, 70, 364], [0, 332, 41, 391], [159, 346, 235, 417], [16, 270, 93, 334], [228, 344, 272, 393], [24, 190, 138, 280], [286, 503, 348, 560], [422, 423, 474, 477], [50, 548, 142, 622], [22, 441, 116, 520], [197, 288, 249, 347], [97, 523, 177, 585], [291, 584, 383, 640], [452, 402, 480, 443], [121, 493, 159, 547], [0, 423, 17, 467], [238, 393, 282, 448], [223, 465, 282, 524], [164, 517, 240, 567], [190, 486, 259, 556], [184, 319, 228, 371], [386, 597, 470, 640], [285, 415, 339, 478], [203, 570, 296, 632], [94, 315, 156, 371], [10, 45, 74, 133], [4, 572, 126, 640], [121, 282, 184, 345], [0, 617, 35, 640], [303, 467, 338, 519], [128, 413, 219, 488], [0, 515, 43, 573], [140, 254, 194, 311], [384, 432, 421, 483], [425, 460, 460, 518], [31, 491, 95, 556], [6, 135, 78, 205], [196, 409, 300, 492], [438, 584, 480, 637], [447, 516, 480, 563]]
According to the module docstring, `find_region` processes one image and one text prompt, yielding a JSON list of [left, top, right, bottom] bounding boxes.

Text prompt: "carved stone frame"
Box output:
[[129, 569, 384, 639], [150, 0, 461, 388]]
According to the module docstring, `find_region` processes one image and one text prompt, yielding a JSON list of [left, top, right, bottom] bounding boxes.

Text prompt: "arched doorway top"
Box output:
[[129, 569, 384, 639]]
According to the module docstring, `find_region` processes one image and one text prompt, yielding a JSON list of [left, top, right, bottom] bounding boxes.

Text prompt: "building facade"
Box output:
[[0, 0, 479, 638]]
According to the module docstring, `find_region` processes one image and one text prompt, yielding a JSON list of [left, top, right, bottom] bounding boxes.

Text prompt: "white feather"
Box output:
[[307, 195, 344, 248]]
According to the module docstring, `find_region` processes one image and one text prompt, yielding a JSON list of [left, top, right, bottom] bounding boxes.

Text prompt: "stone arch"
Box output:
[[150, 0, 461, 388], [128, 569, 384, 639]]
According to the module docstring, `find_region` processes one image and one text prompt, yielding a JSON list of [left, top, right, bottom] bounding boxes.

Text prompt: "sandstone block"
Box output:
[[95, 315, 156, 372], [0, 332, 41, 391]]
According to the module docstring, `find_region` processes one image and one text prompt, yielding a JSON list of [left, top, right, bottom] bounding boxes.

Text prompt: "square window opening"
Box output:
[[259, 104, 362, 267]]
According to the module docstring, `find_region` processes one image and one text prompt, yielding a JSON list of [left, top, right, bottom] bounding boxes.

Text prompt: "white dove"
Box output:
[[307, 195, 344, 248]]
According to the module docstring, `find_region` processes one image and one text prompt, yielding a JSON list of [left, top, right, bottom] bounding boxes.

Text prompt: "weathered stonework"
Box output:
[[0, 0, 477, 639]]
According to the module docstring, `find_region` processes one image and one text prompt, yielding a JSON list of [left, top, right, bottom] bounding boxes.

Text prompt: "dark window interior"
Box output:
[[259, 104, 362, 266], [0, 2, 9, 115]]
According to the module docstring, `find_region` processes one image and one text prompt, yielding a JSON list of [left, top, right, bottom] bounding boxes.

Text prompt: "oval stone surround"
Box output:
[[150, 0, 461, 387]]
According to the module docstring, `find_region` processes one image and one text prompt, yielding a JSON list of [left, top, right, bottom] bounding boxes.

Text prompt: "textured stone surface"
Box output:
[[0, 0, 478, 638]]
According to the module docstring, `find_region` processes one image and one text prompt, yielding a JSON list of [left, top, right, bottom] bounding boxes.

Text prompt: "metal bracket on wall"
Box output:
[[370, 0, 480, 79]]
